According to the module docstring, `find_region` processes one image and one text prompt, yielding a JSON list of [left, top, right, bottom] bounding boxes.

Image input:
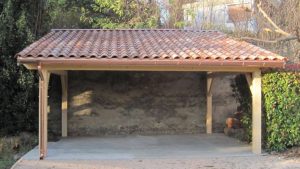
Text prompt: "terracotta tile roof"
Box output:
[[17, 29, 286, 68]]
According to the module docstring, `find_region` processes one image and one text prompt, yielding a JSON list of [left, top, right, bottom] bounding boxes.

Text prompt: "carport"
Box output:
[[16, 29, 286, 159]]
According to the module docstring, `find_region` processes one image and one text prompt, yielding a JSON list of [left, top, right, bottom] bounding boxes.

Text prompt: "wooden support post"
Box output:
[[206, 72, 214, 134], [251, 71, 262, 154], [38, 68, 50, 159], [61, 71, 68, 137]]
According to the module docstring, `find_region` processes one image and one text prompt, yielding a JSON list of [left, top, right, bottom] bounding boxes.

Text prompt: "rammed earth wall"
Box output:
[[48, 71, 237, 137]]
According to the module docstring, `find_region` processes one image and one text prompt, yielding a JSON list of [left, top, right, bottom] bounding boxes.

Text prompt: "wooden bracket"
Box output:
[[207, 78, 214, 96], [37, 65, 44, 81], [245, 73, 253, 94], [207, 72, 215, 95]]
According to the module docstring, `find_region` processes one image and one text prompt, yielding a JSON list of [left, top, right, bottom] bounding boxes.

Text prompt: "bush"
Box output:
[[262, 72, 300, 151], [232, 72, 300, 151]]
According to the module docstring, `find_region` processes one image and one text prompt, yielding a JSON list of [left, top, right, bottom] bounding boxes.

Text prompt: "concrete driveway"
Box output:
[[12, 134, 300, 169]]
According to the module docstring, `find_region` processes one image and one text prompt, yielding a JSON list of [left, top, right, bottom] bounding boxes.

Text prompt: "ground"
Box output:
[[11, 156, 300, 169], [11, 134, 300, 169]]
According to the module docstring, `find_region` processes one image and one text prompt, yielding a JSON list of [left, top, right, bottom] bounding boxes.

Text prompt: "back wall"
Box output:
[[48, 71, 237, 137]]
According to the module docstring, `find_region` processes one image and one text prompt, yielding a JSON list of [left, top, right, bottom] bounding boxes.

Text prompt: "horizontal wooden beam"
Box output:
[[49, 70, 67, 76], [207, 72, 241, 78], [23, 63, 260, 72]]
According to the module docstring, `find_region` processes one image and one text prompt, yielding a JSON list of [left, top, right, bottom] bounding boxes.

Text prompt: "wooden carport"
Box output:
[[16, 29, 286, 159]]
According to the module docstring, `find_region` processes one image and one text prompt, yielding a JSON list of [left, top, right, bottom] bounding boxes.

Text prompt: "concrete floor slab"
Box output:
[[22, 134, 252, 160]]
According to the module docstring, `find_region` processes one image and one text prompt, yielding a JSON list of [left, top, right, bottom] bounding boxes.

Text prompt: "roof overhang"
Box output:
[[19, 58, 285, 72]]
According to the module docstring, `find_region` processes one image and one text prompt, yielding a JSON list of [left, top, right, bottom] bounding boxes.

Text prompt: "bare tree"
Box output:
[[241, 0, 300, 62]]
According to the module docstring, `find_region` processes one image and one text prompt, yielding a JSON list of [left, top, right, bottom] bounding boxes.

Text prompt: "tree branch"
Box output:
[[241, 35, 297, 43], [256, 1, 291, 36]]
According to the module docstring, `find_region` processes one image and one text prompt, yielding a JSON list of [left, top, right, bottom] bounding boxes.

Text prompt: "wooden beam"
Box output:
[[206, 72, 214, 134], [25, 63, 260, 72], [207, 72, 240, 78], [251, 70, 262, 154], [23, 63, 38, 70], [49, 70, 67, 76], [39, 69, 50, 159], [45, 65, 260, 72], [61, 72, 68, 137]]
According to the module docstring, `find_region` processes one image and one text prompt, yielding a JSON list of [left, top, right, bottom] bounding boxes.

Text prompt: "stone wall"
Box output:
[[211, 75, 238, 132], [48, 75, 62, 140], [48, 71, 237, 137]]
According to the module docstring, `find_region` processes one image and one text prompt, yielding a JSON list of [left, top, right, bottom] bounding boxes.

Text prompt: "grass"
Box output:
[[0, 134, 37, 169], [0, 154, 15, 169]]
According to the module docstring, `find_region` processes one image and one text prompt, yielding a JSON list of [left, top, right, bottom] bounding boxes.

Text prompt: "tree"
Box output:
[[242, 0, 300, 63], [0, 0, 43, 135], [80, 0, 161, 28], [47, 0, 93, 29], [0, 0, 162, 136]]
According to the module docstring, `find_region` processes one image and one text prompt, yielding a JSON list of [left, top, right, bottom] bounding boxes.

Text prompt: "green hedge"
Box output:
[[262, 72, 300, 151]]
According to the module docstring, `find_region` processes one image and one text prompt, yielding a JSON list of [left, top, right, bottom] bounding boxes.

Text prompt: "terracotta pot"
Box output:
[[226, 117, 241, 129]]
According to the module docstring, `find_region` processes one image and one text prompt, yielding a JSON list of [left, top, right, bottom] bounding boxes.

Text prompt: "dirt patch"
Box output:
[[273, 147, 300, 159]]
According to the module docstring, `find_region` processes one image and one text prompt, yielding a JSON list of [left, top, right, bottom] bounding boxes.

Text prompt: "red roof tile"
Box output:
[[16, 29, 286, 68]]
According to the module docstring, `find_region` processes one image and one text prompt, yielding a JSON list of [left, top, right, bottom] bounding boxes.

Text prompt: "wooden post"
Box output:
[[61, 72, 68, 137], [38, 68, 50, 159], [206, 73, 214, 134], [251, 71, 262, 154]]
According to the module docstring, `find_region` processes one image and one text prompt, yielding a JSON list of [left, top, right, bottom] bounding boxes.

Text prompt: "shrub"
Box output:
[[262, 72, 300, 151], [232, 71, 300, 151]]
